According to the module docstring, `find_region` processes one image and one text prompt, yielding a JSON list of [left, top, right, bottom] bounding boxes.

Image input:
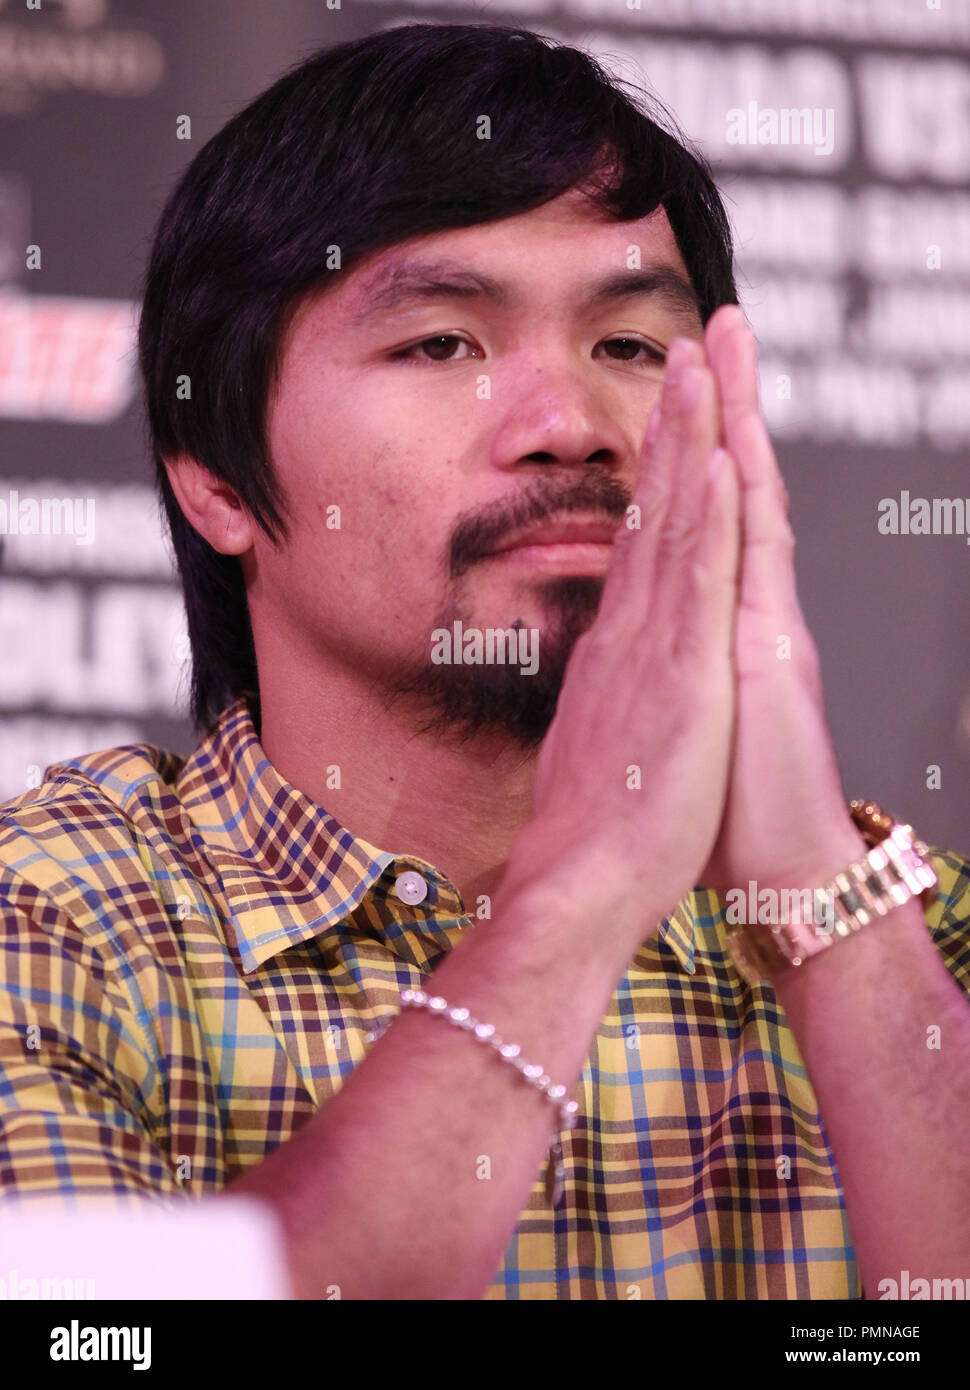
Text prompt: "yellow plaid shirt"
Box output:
[[1, 695, 969, 1298]]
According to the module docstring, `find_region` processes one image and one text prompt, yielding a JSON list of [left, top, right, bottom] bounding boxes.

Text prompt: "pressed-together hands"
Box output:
[[529, 303, 866, 932], [696, 307, 866, 897]]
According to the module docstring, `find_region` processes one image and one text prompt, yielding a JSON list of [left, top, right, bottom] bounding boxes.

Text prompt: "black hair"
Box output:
[[137, 22, 738, 735]]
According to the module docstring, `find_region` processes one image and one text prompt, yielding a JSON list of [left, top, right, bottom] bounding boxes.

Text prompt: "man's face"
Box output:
[[253, 187, 705, 747]]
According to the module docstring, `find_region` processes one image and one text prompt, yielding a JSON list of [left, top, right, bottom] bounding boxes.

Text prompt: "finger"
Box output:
[[659, 363, 722, 537], [728, 410, 798, 611], [707, 311, 782, 502], [676, 445, 741, 663], [707, 317, 796, 611], [599, 335, 706, 620], [648, 361, 723, 635], [705, 304, 757, 406]]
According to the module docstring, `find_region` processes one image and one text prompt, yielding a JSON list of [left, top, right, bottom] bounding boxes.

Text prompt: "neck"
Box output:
[[256, 657, 538, 911]]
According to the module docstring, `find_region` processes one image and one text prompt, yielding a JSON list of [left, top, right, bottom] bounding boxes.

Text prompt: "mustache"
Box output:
[[448, 472, 631, 580]]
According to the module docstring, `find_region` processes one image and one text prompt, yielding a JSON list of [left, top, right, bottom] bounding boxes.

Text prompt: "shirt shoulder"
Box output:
[[923, 843, 970, 990], [0, 739, 211, 1205], [0, 736, 192, 925]]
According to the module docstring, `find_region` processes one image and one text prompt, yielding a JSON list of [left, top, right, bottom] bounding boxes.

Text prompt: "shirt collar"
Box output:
[[176, 697, 699, 977], [657, 899, 698, 974]]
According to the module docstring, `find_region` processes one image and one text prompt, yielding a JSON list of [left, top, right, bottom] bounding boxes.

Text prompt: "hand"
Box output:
[[697, 305, 866, 897], [516, 335, 742, 939]]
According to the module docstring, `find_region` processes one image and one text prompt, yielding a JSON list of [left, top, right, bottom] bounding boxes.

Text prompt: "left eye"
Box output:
[[597, 337, 667, 366], [390, 334, 667, 366]]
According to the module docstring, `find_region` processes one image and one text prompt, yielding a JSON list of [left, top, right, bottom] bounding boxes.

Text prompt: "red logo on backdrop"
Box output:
[[0, 293, 138, 423]]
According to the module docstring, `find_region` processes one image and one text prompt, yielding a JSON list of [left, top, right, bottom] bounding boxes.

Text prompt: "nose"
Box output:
[[489, 354, 638, 477]]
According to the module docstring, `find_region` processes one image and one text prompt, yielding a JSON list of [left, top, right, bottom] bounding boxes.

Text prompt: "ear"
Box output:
[[164, 453, 254, 556]]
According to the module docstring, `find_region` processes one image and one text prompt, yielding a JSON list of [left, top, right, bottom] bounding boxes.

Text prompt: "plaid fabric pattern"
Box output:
[[1, 695, 968, 1299]]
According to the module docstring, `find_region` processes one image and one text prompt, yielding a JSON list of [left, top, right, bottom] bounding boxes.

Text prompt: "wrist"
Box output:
[[755, 823, 869, 900], [500, 823, 615, 916], [724, 806, 938, 986], [499, 821, 670, 951]]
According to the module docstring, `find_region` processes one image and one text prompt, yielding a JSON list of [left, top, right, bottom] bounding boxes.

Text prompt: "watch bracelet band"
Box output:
[[725, 800, 939, 985]]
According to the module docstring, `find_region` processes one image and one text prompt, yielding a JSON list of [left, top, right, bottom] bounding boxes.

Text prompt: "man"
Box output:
[[1, 23, 968, 1301]]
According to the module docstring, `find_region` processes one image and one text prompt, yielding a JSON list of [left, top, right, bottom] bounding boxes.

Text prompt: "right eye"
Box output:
[[390, 334, 484, 364]]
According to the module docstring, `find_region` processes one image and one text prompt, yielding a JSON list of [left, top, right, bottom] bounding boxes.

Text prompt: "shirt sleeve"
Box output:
[[0, 889, 189, 1210], [924, 846, 970, 996]]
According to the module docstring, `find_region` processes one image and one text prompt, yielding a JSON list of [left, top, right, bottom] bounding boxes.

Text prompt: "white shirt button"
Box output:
[[393, 870, 428, 905]]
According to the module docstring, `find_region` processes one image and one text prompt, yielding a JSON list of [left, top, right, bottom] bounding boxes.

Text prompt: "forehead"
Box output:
[[285, 194, 695, 342]]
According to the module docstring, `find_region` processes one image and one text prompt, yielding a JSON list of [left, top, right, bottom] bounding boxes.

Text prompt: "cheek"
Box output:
[[270, 369, 465, 577], [258, 478, 444, 626]]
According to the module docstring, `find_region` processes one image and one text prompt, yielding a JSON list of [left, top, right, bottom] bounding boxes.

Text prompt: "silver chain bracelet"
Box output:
[[398, 988, 580, 1131]]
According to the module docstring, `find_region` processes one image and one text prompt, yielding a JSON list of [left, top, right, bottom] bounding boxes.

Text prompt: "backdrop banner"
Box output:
[[1, 0, 968, 846]]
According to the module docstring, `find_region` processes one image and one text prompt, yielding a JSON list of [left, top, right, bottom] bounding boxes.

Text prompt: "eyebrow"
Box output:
[[349, 257, 703, 331]]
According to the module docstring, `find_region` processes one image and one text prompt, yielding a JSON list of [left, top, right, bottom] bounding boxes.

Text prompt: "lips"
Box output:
[[487, 515, 619, 556]]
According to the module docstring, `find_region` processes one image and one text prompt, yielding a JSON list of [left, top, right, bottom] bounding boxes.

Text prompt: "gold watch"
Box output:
[[725, 801, 939, 985]]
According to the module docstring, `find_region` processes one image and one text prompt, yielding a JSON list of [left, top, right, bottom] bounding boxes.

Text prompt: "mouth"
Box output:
[[486, 515, 619, 557], [481, 515, 618, 575]]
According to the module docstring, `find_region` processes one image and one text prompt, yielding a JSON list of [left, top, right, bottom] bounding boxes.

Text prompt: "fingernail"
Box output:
[[645, 403, 662, 443], [717, 304, 746, 328]]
